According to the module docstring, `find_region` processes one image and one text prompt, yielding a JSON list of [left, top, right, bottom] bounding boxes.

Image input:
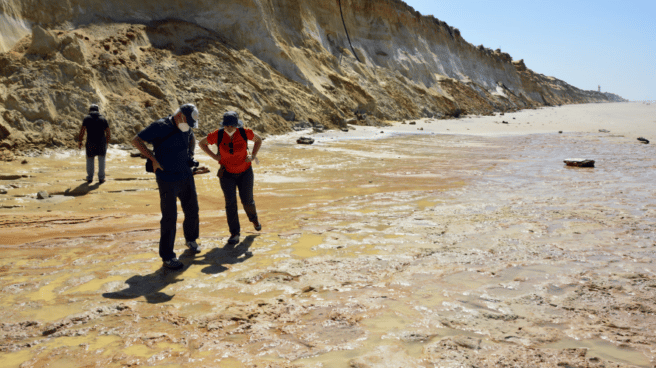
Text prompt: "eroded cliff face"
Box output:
[[0, 0, 624, 153]]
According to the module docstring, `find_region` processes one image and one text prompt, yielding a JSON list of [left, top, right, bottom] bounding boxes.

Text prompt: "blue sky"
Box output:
[[402, 0, 655, 101]]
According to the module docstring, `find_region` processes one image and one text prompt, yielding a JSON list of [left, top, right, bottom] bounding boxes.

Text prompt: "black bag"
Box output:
[[146, 158, 155, 172]]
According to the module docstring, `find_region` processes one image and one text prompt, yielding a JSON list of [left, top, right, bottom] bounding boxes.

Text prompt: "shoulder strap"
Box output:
[[239, 127, 247, 141]]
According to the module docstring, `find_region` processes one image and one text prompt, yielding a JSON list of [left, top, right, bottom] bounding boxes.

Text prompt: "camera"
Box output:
[[188, 157, 199, 168]]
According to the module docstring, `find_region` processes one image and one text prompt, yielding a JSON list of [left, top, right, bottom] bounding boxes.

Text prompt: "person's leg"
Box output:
[[157, 179, 178, 261], [86, 155, 94, 182], [179, 176, 199, 242], [97, 155, 106, 182], [236, 167, 258, 223], [219, 172, 240, 236]]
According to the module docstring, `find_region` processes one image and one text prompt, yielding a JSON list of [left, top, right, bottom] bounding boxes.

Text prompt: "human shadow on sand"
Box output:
[[102, 248, 198, 304], [63, 182, 102, 196], [194, 235, 257, 274], [102, 236, 257, 303]]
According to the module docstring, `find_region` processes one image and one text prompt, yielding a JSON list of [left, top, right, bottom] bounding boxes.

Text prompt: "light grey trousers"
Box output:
[[86, 155, 106, 182]]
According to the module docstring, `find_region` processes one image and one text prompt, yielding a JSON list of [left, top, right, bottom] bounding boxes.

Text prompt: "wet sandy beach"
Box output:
[[1, 103, 655, 367]]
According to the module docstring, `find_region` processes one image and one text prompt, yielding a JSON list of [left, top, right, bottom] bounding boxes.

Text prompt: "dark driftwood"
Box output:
[[564, 158, 595, 168]]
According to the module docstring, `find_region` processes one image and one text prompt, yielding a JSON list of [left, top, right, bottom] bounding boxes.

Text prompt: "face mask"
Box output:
[[178, 123, 190, 132]]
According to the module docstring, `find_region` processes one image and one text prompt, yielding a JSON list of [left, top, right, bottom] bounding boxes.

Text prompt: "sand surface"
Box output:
[[313, 102, 656, 141], [1, 102, 655, 367]]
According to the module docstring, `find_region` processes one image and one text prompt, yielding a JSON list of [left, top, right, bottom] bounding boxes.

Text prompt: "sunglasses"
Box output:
[[224, 142, 233, 154]]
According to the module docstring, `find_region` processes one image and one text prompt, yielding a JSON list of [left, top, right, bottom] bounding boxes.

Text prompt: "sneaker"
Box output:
[[99, 179, 105, 184], [252, 220, 262, 231], [163, 257, 184, 270], [86, 179, 92, 184], [186, 240, 201, 253], [227, 234, 240, 245]]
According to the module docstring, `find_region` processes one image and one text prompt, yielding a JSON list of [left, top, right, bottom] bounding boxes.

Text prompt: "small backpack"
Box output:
[[216, 127, 249, 178], [218, 127, 248, 142]]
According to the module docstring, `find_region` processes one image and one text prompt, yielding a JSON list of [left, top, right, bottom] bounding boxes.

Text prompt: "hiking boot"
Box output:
[[227, 234, 240, 245], [252, 220, 262, 231], [86, 179, 92, 184], [99, 179, 105, 184], [163, 257, 184, 270], [186, 240, 201, 254]]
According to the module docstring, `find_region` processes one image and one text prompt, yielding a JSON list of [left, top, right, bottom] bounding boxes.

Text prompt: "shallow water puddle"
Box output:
[[290, 233, 324, 257], [542, 338, 652, 367]]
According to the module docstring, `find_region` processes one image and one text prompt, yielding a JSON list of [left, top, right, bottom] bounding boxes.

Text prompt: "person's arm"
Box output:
[[246, 133, 262, 162], [188, 131, 196, 155], [78, 126, 86, 149], [105, 127, 111, 143], [131, 135, 163, 172], [198, 136, 220, 162]]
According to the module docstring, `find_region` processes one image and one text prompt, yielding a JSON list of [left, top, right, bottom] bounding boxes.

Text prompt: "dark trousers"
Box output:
[[220, 166, 258, 236], [156, 176, 199, 261]]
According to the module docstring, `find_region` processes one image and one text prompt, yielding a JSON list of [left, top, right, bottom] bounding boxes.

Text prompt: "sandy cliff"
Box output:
[[0, 0, 624, 154]]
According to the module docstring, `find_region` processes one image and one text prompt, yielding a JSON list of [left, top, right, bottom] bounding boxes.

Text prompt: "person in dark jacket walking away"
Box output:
[[198, 111, 262, 246], [131, 103, 201, 270], [78, 104, 110, 184]]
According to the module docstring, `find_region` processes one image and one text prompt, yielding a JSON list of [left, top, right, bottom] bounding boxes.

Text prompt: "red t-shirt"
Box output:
[[206, 128, 255, 173]]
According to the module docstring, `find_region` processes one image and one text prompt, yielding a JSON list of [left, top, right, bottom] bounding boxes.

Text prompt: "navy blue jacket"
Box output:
[[138, 116, 194, 182]]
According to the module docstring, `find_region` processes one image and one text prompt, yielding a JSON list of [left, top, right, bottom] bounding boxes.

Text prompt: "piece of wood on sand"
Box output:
[[564, 158, 595, 167]]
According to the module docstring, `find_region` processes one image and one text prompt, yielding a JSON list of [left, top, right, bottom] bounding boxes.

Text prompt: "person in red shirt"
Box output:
[[199, 111, 263, 245]]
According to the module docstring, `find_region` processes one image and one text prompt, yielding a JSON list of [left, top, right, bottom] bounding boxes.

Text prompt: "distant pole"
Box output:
[[598, 85, 601, 92]]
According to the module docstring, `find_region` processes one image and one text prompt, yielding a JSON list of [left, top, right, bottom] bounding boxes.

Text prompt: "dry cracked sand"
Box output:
[[1, 103, 655, 367]]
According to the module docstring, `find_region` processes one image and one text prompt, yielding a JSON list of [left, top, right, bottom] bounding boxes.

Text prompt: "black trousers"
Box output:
[[219, 166, 258, 236], [156, 176, 199, 261]]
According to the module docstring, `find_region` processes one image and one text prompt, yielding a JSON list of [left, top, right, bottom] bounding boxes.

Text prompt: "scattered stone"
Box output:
[[37, 191, 50, 199], [21, 159, 28, 164], [402, 122, 407, 124], [409, 121, 416, 125], [138, 79, 166, 99], [502, 121, 509, 124], [27, 26, 61, 56], [341, 128, 349, 132], [564, 158, 595, 168], [0, 188, 7, 194], [280, 110, 296, 121], [0, 174, 28, 180], [637, 137, 649, 144], [418, 127, 423, 130], [296, 137, 314, 145], [292, 122, 313, 131], [302, 286, 316, 293], [0, 149, 15, 162], [559, 131, 563, 134], [599, 129, 610, 133], [129, 151, 145, 158]]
